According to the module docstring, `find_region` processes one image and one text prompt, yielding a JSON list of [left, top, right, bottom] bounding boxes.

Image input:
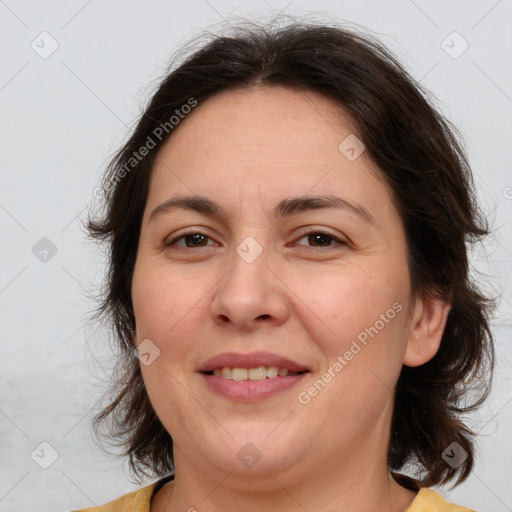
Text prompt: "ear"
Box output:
[[403, 295, 451, 367]]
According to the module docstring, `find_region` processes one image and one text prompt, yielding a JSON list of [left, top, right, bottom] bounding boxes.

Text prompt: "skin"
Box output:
[[131, 84, 451, 512]]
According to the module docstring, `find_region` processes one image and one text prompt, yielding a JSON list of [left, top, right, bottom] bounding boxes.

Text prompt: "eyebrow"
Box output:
[[149, 194, 376, 225]]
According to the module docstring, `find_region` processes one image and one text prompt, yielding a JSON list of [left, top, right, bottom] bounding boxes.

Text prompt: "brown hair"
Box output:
[[87, 18, 495, 488]]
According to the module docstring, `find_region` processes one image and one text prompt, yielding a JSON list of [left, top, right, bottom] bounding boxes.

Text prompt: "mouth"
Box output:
[[204, 366, 307, 380], [198, 351, 311, 401]]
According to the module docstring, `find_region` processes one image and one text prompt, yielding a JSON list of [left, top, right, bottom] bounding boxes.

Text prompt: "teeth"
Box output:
[[210, 366, 300, 380], [248, 367, 267, 381], [221, 367, 232, 379], [232, 368, 248, 381], [266, 366, 279, 378]]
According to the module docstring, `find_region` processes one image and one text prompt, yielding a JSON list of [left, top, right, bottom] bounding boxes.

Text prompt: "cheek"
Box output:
[[316, 275, 408, 400], [132, 260, 204, 342], [291, 268, 410, 420], [132, 265, 204, 423], [131, 259, 219, 398], [290, 262, 409, 352], [296, 269, 409, 410]]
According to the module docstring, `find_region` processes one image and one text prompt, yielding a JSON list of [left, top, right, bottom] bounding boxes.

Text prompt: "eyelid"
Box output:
[[164, 228, 219, 247], [292, 228, 349, 247]]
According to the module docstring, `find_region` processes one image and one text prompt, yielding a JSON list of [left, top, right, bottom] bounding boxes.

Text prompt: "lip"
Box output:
[[201, 372, 308, 402], [197, 351, 310, 402], [197, 351, 310, 373]]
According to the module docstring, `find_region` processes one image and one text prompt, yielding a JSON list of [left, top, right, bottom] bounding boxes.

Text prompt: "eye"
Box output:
[[165, 231, 216, 248], [164, 229, 347, 249], [294, 230, 347, 248]]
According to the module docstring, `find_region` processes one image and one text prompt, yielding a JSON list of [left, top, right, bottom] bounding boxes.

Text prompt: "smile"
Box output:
[[209, 366, 302, 380]]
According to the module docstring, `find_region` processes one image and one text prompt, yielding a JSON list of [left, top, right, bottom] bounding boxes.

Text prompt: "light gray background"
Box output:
[[0, 1, 511, 511]]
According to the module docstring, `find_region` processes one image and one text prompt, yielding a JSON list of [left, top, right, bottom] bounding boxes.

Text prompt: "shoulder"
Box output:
[[407, 488, 476, 512], [71, 481, 159, 512]]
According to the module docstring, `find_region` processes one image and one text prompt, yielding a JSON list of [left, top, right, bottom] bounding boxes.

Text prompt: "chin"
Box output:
[[196, 428, 307, 478]]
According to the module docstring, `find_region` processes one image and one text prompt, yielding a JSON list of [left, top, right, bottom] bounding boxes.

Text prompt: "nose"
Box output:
[[209, 245, 290, 331]]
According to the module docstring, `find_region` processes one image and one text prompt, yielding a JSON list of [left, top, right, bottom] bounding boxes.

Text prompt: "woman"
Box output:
[[75, 19, 495, 512]]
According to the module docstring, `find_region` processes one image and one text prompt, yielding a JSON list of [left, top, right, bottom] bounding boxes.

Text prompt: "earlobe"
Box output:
[[403, 295, 451, 367]]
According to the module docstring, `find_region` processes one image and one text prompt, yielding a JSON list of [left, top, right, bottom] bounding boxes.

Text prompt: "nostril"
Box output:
[[257, 314, 270, 320]]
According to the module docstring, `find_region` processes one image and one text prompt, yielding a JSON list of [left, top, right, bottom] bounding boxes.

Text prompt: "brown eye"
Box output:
[[166, 232, 213, 248], [296, 231, 346, 248]]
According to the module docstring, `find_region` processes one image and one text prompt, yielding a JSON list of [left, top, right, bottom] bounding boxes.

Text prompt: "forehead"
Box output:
[[146, 85, 394, 223], [153, 86, 379, 176], [157, 84, 361, 164]]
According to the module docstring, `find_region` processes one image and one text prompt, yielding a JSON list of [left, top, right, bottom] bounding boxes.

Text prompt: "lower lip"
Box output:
[[200, 372, 308, 402]]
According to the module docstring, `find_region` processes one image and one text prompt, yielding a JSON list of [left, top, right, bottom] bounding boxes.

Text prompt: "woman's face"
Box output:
[[131, 85, 417, 483]]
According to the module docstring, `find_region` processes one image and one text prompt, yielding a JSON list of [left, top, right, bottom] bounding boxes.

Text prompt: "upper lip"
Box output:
[[197, 351, 310, 373]]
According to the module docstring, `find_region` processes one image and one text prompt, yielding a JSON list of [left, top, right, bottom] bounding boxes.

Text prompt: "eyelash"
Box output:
[[164, 229, 348, 249]]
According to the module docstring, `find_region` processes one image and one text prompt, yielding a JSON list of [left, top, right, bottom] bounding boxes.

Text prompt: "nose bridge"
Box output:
[[210, 236, 288, 328]]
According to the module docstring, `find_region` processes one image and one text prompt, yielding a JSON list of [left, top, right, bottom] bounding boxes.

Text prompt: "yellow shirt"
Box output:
[[73, 481, 476, 512]]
